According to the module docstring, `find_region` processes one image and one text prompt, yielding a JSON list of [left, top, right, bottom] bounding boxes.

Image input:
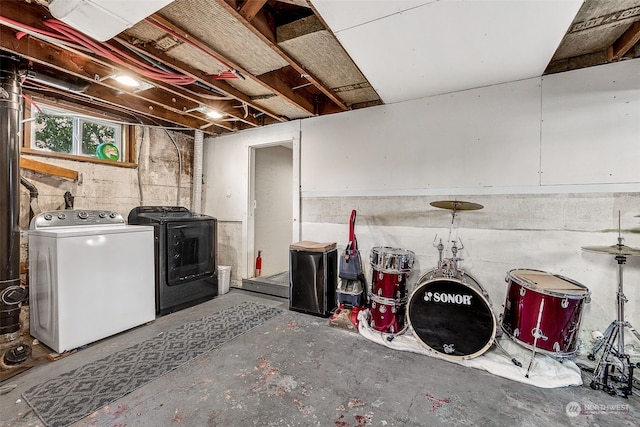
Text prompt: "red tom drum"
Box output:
[[369, 247, 415, 333], [501, 269, 590, 357]]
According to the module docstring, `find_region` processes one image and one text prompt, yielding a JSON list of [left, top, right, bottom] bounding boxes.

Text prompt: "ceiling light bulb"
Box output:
[[206, 110, 223, 119], [114, 75, 140, 87]]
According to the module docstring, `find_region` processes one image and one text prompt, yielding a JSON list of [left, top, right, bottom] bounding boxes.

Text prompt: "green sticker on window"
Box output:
[[96, 142, 120, 161]]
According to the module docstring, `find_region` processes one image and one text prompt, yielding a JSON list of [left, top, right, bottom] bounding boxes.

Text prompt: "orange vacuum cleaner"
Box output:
[[329, 210, 367, 331]]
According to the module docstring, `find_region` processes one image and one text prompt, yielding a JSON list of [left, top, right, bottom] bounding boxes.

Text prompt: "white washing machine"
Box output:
[[29, 210, 155, 353]]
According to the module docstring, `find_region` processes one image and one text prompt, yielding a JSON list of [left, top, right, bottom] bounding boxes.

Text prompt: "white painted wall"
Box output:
[[203, 59, 640, 355], [202, 121, 301, 281], [301, 59, 639, 194], [540, 62, 640, 185], [302, 77, 542, 191]]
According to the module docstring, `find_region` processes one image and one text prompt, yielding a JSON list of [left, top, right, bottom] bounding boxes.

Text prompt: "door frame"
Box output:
[[244, 137, 300, 279]]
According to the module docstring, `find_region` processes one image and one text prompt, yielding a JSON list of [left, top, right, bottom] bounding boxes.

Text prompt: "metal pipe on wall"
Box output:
[[0, 51, 22, 338], [192, 129, 204, 214]]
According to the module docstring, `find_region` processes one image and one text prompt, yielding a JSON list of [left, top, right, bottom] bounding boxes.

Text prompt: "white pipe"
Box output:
[[137, 126, 151, 206], [192, 129, 204, 214]]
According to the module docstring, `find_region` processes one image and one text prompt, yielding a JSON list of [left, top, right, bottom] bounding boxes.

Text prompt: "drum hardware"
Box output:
[[432, 236, 465, 279], [525, 299, 545, 378], [582, 216, 640, 397], [492, 333, 523, 367], [430, 199, 480, 265]]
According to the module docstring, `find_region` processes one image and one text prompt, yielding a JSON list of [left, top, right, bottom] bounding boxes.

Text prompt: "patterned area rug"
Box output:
[[23, 302, 283, 427]]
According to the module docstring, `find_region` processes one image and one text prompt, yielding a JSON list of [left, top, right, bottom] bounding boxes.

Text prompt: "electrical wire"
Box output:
[[1, 15, 262, 127], [41, 19, 195, 85], [137, 125, 147, 206], [163, 128, 182, 206], [0, 15, 195, 85]]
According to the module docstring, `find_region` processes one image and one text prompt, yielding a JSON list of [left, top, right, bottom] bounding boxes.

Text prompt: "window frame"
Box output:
[[21, 100, 137, 168]]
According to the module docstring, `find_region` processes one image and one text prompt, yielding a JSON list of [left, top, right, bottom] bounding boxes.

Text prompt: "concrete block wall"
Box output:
[[19, 126, 194, 264], [216, 221, 243, 286]]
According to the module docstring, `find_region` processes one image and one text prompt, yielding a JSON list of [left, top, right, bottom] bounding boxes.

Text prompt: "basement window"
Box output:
[[22, 103, 135, 166]]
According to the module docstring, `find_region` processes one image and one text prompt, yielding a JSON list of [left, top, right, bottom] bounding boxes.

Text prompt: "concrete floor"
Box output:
[[1, 289, 639, 427]]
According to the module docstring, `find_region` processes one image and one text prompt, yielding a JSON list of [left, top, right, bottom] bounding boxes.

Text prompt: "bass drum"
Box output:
[[407, 269, 496, 360]]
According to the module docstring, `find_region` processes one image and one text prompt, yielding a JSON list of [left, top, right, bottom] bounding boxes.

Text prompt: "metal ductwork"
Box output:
[[24, 69, 90, 93], [20, 176, 40, 223], [0, 51, 22, 341]]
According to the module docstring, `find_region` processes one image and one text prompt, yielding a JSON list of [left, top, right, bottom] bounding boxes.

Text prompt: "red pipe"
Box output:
[[0, 15, 195, 85]]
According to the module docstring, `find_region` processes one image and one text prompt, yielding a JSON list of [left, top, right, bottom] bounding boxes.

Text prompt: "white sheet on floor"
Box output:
[[357, 310, 583, 388]]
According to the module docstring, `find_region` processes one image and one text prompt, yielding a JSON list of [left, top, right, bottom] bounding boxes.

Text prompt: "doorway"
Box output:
[[243, 143, 294, 297]]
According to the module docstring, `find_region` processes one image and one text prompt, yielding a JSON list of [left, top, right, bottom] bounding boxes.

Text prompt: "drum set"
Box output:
[[358, 199, 626, 383]]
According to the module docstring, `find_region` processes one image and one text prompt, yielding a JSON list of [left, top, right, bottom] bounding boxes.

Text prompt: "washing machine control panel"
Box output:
[[31, 210, 125, 229]]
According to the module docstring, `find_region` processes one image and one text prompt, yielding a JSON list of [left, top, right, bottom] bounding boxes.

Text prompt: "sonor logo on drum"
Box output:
[[424, 291, 473, 305]]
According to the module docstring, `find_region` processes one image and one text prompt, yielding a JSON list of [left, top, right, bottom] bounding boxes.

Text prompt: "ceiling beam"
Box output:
[[544, 50, 610, 75], [0, 1, 261, 132], [114, 34, 283, 123], [239, 0, 269, 22], [0, 27, 236, 132], [276, 0, 310, 7], [608, 21, 640, 61], [146, 13, 317, 115], [216, 0, 348, 112]]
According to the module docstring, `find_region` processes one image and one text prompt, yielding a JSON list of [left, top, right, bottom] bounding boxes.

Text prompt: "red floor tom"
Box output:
[[501, 269, 590, 357]]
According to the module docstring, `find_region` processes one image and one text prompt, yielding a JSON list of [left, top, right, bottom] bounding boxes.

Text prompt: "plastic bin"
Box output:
[[217, 266, 231, 294]]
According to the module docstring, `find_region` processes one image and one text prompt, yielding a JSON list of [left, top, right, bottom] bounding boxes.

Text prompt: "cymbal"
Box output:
[[581, 244, 640, 257], [430, 200, 484, 211]]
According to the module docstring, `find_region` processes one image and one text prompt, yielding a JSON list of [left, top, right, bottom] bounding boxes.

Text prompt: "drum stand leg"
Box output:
[[525, 298, 546, 378], [588, 255, 638, 397], [493, 338, 522, 367]]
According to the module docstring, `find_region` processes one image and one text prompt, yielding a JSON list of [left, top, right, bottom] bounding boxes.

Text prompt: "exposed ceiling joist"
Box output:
[[238, 0, 269, 22], [608, 21, 640, 60], [114, 33, 284, 123], [0, 1, 270, 132], [147, 12, 318, 116], [216, 0, 348, 112], [0, 28, 236, 131]]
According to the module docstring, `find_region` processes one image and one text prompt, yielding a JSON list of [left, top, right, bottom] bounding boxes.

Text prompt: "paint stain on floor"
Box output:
[[425, 392, 452, 412]]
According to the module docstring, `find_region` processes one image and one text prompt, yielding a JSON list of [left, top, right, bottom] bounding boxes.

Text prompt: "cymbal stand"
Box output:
[[588, 244, 640, 397], [445, 205, 458, 250]]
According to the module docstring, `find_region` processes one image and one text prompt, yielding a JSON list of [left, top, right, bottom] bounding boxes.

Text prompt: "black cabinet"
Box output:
[[289, 243, 337, 317]]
